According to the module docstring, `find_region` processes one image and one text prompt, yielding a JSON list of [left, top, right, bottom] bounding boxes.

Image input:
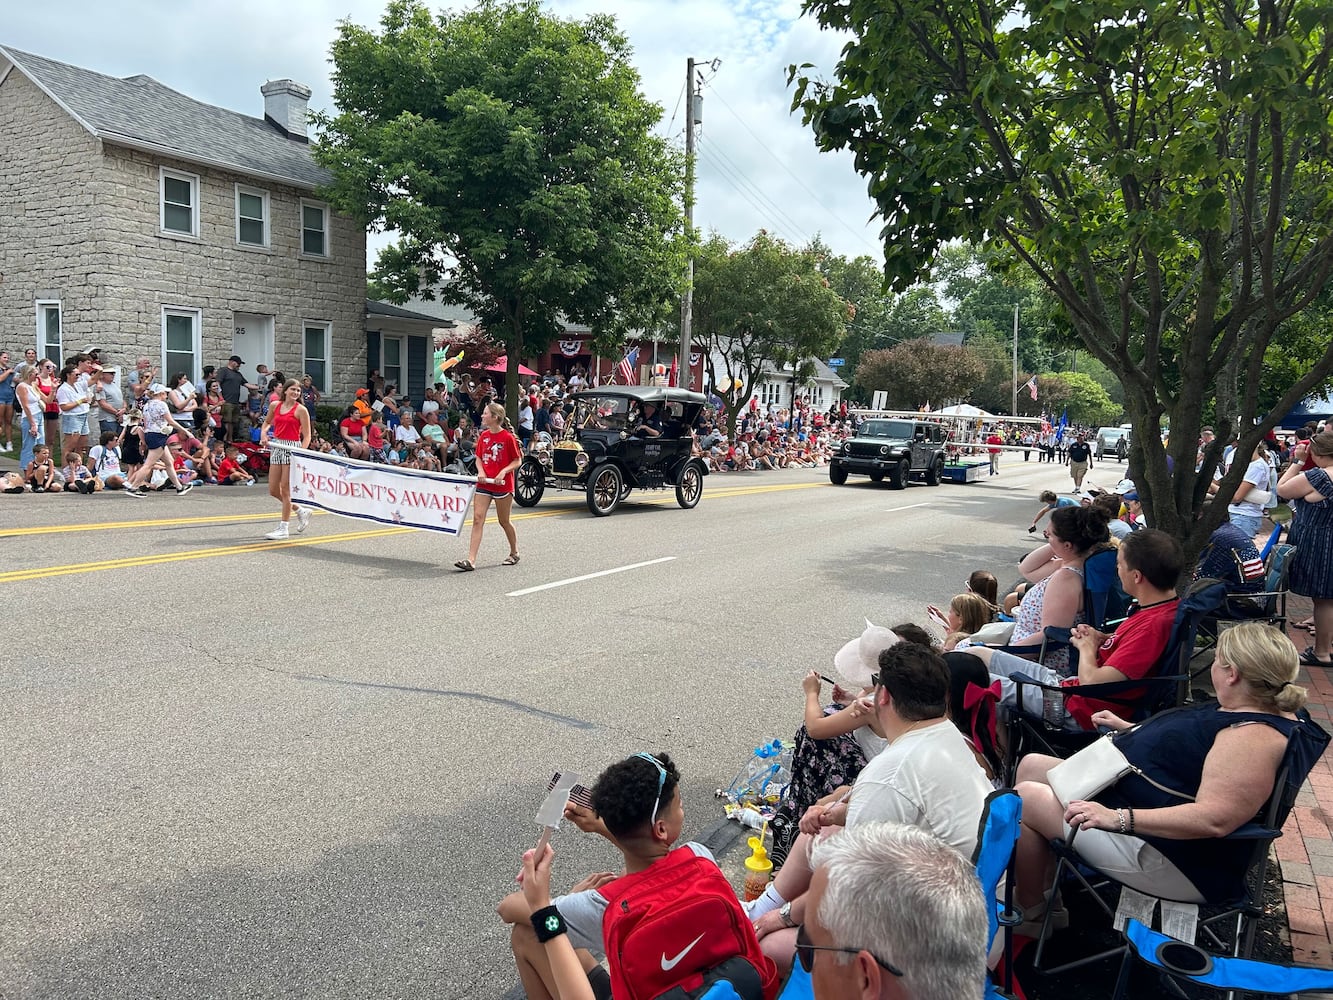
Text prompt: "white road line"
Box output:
[[880, 503, 932, 513], [507, 556, 677, 597]]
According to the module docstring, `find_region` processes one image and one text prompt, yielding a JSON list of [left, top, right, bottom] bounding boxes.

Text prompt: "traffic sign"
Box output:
[[828, 358, 845, 367]]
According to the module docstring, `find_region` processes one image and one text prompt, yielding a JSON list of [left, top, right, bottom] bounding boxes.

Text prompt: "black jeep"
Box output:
[[829, 418, 947, 489], [513, 386, 709, 516]]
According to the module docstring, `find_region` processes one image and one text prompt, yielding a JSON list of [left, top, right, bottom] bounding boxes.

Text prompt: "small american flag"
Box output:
[[1239, 555, 1265, 581], [617, 347, 640, 386], [1024, 376, 1038, 401]]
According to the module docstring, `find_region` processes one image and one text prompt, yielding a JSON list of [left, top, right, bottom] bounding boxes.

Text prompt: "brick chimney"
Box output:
[[261, 79, 312, 142]]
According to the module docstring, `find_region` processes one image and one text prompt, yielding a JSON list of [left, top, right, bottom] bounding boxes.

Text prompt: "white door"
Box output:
[[232, 313, 274, 377]]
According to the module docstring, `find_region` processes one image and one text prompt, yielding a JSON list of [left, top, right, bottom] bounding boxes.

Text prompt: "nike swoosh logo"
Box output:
[[660, 933, 706, 972]]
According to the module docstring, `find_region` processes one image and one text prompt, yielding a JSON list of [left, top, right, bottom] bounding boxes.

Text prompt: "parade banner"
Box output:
[[288, 448, 476, 535]]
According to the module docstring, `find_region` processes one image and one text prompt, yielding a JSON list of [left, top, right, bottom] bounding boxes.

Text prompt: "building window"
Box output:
[[381, 335, 404, 390], [161, 307, 201, 381], [160, 167, 200, 236], [35, 300, 62, 364], [236, 185, 269, 247], [303, 321, 332, 393], [301, 200, 329, 257]]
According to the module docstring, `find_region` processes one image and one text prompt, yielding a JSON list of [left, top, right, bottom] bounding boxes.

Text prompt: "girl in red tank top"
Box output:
[[259, 379, 312, 541], [455, 401, 522, 571]]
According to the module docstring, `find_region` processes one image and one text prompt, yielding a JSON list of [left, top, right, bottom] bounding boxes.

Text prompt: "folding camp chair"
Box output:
[[1200, 543, 1298, 640], [1115, 918, 1333, 998], [1031, 712, 1330, 977], [1002, 581, 1228, 782], [972, 789, 1023, 999]]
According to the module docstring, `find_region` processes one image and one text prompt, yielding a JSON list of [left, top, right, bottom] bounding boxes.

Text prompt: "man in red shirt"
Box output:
[[970, 529, 1183, 728], [986, 430, 1004, 476]]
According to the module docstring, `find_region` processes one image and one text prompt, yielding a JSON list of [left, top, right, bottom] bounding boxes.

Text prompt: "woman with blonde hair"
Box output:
[[455, 401, 522, 571], [1009, 622, 1321, 935]]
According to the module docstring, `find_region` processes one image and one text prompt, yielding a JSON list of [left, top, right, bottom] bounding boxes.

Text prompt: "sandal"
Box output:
[[453, 559, 475, 572], [502, 552, 520, 566], [1300, 647, 1333, 667], [1294, 619, 1316, 630]]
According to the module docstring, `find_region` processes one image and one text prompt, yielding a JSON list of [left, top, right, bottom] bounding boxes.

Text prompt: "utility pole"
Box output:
[[1012, 304, 1019, 416], [678, 58, 699, 390]]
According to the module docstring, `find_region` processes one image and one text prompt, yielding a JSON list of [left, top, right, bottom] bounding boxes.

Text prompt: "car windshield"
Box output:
[[860, 420, 914, 439], [574, 395, 639, 431]]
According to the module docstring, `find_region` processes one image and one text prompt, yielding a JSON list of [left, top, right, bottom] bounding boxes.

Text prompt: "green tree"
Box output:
[[791, 0, 1333, 563], [694, 231, 851, 436], [855, 341, 985, 410], [314, 0, 685, 416], [816, 246, 893, 393], [1046, 372, 1121, 426]]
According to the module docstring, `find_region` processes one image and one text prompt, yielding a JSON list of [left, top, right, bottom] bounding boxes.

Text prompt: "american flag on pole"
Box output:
[[1023, 376, 1038, 401], [668, 355, 679, 388], [617, 347, 640, 386]]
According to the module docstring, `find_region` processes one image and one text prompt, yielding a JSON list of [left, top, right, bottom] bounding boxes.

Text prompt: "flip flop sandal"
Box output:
[[454, 559, 475, 572], [502, 553, 520, 566], [1300, 647, 1333, 667]]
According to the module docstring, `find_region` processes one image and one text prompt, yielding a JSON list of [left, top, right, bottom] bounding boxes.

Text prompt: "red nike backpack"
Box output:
[[599, 846, 779, 1000]]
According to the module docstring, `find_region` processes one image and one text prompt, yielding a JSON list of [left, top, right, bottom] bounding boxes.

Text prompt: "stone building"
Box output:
[[0, 45, 366, 397]]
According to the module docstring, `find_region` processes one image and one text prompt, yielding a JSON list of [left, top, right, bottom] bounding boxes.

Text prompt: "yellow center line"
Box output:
[[0, 511, 287, 537], [0, 479, 833, 584]]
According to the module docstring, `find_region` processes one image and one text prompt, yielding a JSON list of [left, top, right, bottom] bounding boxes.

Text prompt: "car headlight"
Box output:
[[841, 442, 849, 453], [575, 453, 589, 469], [538, 452, 551, 466], [879, 445, 889, 455]]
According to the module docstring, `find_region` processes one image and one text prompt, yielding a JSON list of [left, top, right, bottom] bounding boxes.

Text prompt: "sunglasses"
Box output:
[[633, 752, 666, 822], [796, 923, 903, 978]]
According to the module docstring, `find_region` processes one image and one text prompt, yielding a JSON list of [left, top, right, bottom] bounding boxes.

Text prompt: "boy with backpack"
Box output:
[[498, 752, 778, 1000]]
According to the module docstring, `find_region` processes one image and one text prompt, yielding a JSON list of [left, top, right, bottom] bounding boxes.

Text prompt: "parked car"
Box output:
[[828, 418, 947, 489], [513, 386, 708, 516], [1096, 426, 1130, 462]]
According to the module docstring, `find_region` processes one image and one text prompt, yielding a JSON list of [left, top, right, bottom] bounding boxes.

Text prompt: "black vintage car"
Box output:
[[514, 386, 710, 516], [828, 418, 948, 489]]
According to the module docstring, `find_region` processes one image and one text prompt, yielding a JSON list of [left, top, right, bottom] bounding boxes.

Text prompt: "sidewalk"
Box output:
[[1278, 593, 1333, 968]]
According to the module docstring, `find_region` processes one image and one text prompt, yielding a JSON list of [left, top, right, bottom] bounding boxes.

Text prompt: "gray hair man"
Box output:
[[804, 822, 988, 1000]]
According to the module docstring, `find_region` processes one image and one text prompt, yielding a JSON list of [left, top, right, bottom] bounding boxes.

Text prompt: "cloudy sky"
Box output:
[[4, 0, 886, 268]]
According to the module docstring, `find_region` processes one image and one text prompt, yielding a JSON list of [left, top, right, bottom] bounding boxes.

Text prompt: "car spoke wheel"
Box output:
[[514, 458, 545, 507], [676, 464, 703, 509], [586, 464, 623, 516]]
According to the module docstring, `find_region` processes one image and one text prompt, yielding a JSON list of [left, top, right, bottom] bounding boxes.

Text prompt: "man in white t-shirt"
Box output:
[[748, 641, 991, 973]]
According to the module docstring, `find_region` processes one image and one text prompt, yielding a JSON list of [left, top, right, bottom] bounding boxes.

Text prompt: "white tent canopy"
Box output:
[[934, 403, 994, 418]]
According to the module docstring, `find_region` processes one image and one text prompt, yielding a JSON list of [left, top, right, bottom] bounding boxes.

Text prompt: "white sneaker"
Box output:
[[295, 508, 311, 534], [264, 524, 289, 540]]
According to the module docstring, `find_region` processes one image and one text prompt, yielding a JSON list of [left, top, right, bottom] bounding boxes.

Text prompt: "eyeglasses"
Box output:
[[796, 923, 903, 978], [633, 752, 666, 822]]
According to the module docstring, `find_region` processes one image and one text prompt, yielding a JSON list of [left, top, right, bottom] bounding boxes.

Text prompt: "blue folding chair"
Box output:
[[971, 789, 1024, 998], [1116, 918, 1333, 998]]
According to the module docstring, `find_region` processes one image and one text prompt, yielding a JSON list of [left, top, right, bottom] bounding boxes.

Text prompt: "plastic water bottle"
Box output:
[[731, 807, 766, 829], [1042, 686, 1066, 726]]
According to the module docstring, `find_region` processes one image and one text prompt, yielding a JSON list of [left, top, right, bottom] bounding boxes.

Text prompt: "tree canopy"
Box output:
[[693, 231, 851, 435], [791, 0, 1333, 559], [313, 0, 685, 412], [855, 340, 985, 410]]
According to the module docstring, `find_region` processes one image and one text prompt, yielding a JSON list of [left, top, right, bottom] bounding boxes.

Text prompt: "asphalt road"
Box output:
[[0, 454, 1096, 999]]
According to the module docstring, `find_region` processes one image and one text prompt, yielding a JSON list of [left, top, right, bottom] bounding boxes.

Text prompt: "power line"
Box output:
[[696, 138, 813, 246], [701, 79, 884, 259]]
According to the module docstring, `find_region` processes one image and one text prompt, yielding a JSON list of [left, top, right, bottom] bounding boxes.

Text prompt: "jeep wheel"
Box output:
[[514, 458, 545, 507], [869, 471, 885, 483], [925, 457, 944, 486], [586, 464, 623, 516], [888, 458, 910, 490], [829, 465, 849, 485], [676, 464, 703, 509]]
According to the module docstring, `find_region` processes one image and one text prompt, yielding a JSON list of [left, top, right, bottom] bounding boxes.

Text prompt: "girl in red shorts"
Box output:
[[456, 402, 522, 571]]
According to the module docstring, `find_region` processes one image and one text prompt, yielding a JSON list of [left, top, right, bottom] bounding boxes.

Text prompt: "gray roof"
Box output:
[[366, 299, 454, 324], [1, 45, 330, 190]]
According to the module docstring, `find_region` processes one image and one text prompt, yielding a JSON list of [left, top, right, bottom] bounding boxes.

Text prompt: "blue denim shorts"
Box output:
[[60, 412, 90, 436]]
